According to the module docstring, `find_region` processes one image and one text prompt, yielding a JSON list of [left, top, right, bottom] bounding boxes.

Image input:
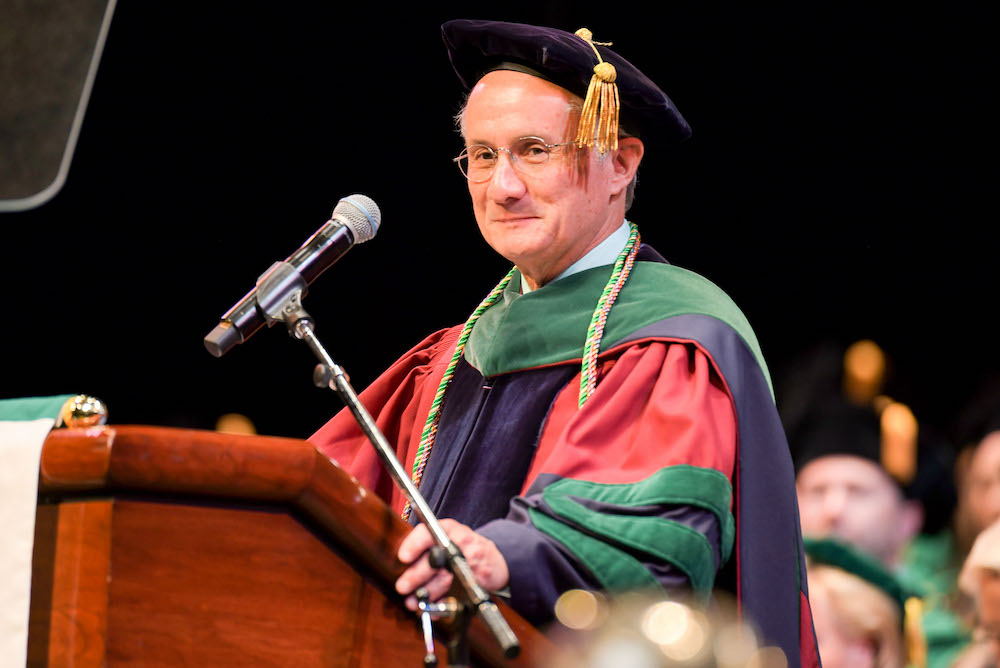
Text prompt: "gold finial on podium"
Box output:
[[56, 394, 108, 428]]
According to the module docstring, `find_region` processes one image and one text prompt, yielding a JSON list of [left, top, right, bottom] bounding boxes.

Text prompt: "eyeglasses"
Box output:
[[454, 137, 576, 182]]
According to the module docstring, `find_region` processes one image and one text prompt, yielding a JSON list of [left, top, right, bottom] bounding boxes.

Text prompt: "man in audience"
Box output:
[[790, 395, 966, 667], [953, 392, 1000, 558], [805, 537, 911, 668], [956, 519, 1000, 667], [793, 398, 925, 567]]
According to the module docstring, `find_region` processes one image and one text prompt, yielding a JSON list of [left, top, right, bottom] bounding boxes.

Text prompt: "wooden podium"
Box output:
[[28, 426, 550, 666]]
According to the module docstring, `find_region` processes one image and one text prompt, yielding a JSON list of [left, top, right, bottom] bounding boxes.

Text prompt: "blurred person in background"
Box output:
[[785, 341, 965, 667], [945, 389, 1000, 668], [805, 537, 913, 668], [793, 398, 925, 567], [953, 519, 1000, 667], [907, 384, 1000, 668], [953, 387, 1000, 561]]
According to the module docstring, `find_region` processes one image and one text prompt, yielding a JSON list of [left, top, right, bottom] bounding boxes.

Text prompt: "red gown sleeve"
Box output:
[[477, 339, 739, 622], [526, 338, 737, 489]]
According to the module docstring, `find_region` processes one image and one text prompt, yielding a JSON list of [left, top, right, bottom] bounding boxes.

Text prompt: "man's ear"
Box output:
[[612, 136, 644, 191], [894, 499, 925, 560]]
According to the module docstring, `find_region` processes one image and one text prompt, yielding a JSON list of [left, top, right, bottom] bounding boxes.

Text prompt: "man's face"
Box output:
[[808, 574, 877, 668], [962, 432, 1000, 536], [796, 455, 919, 565], [461, 70, 630, 287]]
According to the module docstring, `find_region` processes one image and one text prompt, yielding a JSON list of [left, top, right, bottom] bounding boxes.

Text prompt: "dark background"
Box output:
[[2, 3, 995, 448]]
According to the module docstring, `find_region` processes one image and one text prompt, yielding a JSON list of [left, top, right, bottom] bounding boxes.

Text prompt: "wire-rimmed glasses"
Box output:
[[454, 136, 576, 182]]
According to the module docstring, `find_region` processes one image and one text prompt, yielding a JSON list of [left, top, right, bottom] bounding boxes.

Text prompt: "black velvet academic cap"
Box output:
[[441, 19, 692, 146], [792, 399, 884, 473], [790, 397, 956, 534]]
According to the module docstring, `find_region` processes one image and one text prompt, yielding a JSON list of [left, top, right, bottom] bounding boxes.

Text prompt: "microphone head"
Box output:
[[333, 194, 381, 243]]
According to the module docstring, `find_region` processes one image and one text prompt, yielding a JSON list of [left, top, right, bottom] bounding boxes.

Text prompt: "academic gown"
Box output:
[[310, 245, 820, 667]]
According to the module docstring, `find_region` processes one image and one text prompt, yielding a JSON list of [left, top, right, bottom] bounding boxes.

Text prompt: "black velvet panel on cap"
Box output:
[[790, 397, 957, 532], [441, 19, 692, 145], [791, 399, 883, 472]]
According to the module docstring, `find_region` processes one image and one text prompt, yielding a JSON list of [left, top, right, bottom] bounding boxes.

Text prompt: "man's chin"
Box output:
[[488, 238, 551, 264]]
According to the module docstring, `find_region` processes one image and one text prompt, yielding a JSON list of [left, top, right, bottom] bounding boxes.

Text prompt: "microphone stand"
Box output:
[[254, 263, 520, 666]]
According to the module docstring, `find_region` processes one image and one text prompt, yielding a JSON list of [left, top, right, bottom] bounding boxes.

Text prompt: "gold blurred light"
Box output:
[[904, 596, 928, 668], [872, 394, 894, 414], [658, 607, 709, 663], [554, 589, 605, 631], [843, 339, 886, 404], [215, 412, 257, 435], [881, 401, 918, 485], [641, 601, 691, 645]]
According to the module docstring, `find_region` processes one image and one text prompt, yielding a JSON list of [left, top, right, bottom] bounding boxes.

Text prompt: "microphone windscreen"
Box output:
[[334, 194, 381, 243]]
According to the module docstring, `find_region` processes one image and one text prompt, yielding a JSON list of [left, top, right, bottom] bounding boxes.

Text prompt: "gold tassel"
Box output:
[[880, 400, 918, 485], [904, 596, 928, 668], [574, 28, 620, 153]]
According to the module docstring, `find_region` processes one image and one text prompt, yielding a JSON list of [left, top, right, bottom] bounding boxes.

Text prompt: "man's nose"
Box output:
[[821, 488, 849, 524], [486, 150, 527, 201]]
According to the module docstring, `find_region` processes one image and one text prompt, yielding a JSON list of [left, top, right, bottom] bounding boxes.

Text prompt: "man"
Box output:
[[804, 537, 912, 668], [934, 395, 1000, 668], [793, 399, 925, 567], [311, 20, 817, 666], [956, 519, 1000, 666], [791, 395, 970, 667], [954, 394, 1000, 558]]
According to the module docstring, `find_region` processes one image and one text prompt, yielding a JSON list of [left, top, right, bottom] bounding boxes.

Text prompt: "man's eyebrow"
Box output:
[[464, 135, 554, 147]]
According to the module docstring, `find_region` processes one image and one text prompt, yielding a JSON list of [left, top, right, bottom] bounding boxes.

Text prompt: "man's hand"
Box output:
[[395, 519, 510, 610]]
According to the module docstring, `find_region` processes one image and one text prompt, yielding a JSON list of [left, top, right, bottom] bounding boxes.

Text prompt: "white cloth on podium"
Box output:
[[0, 418, 54, 668]]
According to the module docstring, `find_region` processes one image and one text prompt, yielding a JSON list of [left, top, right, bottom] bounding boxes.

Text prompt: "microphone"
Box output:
[[203, 194, 381, 357]]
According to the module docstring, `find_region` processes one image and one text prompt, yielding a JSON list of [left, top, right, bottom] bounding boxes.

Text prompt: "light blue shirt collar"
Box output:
[[521, 220, 630, 294]]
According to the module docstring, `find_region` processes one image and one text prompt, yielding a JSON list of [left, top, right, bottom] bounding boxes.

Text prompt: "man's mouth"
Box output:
[[492, 215, 539, 223]]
